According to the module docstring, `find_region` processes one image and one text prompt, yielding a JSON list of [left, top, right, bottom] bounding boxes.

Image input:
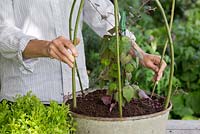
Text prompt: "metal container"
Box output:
[[71, 89, 172, 134]]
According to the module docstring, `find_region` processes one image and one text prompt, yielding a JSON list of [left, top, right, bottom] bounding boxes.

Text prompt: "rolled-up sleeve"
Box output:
[[83, 0, 136, 41], [0, 0, 37, 73]]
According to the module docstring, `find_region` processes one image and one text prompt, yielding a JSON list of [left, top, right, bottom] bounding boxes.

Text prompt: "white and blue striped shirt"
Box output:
[[0, 0, 135, 103]]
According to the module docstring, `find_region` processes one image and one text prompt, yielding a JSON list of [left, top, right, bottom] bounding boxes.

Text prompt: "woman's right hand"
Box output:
[[23, 36, 79, 68], [47, 36, 79, 67]]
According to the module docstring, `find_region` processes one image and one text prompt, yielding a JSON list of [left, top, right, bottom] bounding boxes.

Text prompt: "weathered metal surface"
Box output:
[[72, 105, 171, 134], [71, 89, 171, 134], [166, 120, 200, 134]]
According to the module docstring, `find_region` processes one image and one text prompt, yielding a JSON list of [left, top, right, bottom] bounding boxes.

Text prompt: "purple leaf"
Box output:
[[138, 90, 151, 99], [109, 103, 117, 112], [101, 95, 112, 105]]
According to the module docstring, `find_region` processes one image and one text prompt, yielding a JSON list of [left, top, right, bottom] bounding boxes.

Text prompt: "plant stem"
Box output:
[[69, 0, 76, 40], [69, 0, 77, 109], [73, 0, 84, 45], [114, 0, 123, 117], [72, 67, 76, 108], [151, 81, 157, 98], [151, 0, 175, 98], [69, 1, 84, 98], [69, 0, 85, 108], [155, 0, 175, 109], [75, 62, 84, 97]]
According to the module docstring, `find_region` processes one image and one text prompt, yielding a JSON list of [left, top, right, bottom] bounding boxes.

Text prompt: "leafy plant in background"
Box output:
[[0, 92, 76, 134], [83, 0, 200, 119], [138, 0, 200, 119], [122, 0, 200, 119], [99, 33, 142, 112], [125, 0, 200, 119], [170, 1, 200, 119], [95, 0, 175, 117]]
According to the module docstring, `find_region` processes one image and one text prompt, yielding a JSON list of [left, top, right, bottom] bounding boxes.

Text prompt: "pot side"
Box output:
[[70, 89, 172, 134]]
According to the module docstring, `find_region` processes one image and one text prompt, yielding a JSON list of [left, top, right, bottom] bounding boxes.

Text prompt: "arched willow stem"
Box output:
[[69, 0, 76, 40], [151, 0, 175, 98], [114, 0, 123, 117], [154, 0, 175, 109], [69, 0, 85, 108]]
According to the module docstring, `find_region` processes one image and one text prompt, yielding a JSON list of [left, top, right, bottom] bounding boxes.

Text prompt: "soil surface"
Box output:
[[67, 90, 165, 118]]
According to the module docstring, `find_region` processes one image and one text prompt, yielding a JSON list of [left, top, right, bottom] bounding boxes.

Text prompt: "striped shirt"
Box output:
[[0, 0, 135, 103]]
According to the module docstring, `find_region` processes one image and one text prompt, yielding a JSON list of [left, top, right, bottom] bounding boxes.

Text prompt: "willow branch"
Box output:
[[155, 0, 175, 109], [69, 0, 85, 108], [69, 0, 77, 108], [151, 0, 175, 98], [114, 0, 123, 118]]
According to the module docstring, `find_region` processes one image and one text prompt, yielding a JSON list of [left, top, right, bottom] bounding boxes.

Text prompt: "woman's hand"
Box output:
[[47, 36, 79, 67], [129, 41, 167, 82], [23, 36, 79, 68], [140, 53, 167, 82]]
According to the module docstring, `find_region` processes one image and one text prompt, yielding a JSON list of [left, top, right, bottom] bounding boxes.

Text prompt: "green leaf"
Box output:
[[181, 71, 198, 82], [119, 36, 131, 54], [121, 54, 132, 65], [114, 92, 126, 107], [172, 95, 184, 107], [0, 92, 76, 134], [123, 85, 138, 102], [109, 69, 118, 79], [186, 91, 200, 114], [172, 95, 194, 117], [111, 64, 118, 70], [182, 115, 199, 120], [109, 83, 117, 92], [125, 63, 135, 73], [125, 73, 132, 81], [101, 59, 110, 66], [131, 84, 140, 91], [179, 107, 194, 117]]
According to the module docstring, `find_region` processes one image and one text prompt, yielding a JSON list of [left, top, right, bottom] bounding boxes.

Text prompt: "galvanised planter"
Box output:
[[70, 89, 172, 134]]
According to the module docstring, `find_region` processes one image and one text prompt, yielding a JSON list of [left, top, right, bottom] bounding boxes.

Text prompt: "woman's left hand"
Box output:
[[140, 53, 167, 82], [129, 41, 167, 82]]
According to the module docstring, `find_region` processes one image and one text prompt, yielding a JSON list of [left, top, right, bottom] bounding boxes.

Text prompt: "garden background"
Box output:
[[83, 0, 200, 120]]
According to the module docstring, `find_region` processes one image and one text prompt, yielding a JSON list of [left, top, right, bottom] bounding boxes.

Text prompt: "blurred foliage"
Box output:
[[83, 0, 200, 119], [0, 92, 76, 134]]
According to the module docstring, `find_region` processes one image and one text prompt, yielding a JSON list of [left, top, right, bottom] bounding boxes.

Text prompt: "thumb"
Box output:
[[73, 38, 80, 46]]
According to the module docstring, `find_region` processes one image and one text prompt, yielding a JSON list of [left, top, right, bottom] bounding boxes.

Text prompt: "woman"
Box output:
[[0, 0, 166, 104]]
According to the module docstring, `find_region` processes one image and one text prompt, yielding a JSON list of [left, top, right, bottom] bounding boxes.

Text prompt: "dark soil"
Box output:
[[67, 90, 165, 118]]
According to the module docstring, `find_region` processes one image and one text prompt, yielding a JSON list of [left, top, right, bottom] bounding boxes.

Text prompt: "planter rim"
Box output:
[[71, 103, 171, 121], [70, 89, 172, 122]]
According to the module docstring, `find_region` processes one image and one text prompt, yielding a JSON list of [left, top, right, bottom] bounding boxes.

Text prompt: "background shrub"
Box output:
[[0, 93, 76, 134], [83, 0, 200, 119]]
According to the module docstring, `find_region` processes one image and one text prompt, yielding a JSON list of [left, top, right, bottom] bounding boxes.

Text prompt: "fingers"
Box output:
[[152, 55, 161, 65], [48, 47, 60, 60], [52, 40, 74, 62], [146, 61, 159, 73], [129, 48, 135, 57], [48, 44, 74, 67], [74, 38, 80, 46], [152, 55, 167, 81], [47, 36, 79, 67], [63, 40, 78, 57], [58, 36, 78, 57], [143, 53, 167, 82], [157, 60, 167, 81]]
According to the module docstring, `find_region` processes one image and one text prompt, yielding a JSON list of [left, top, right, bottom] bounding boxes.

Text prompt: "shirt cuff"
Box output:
[[126, 29, 136, 41], [17, 36, 38, 74]]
